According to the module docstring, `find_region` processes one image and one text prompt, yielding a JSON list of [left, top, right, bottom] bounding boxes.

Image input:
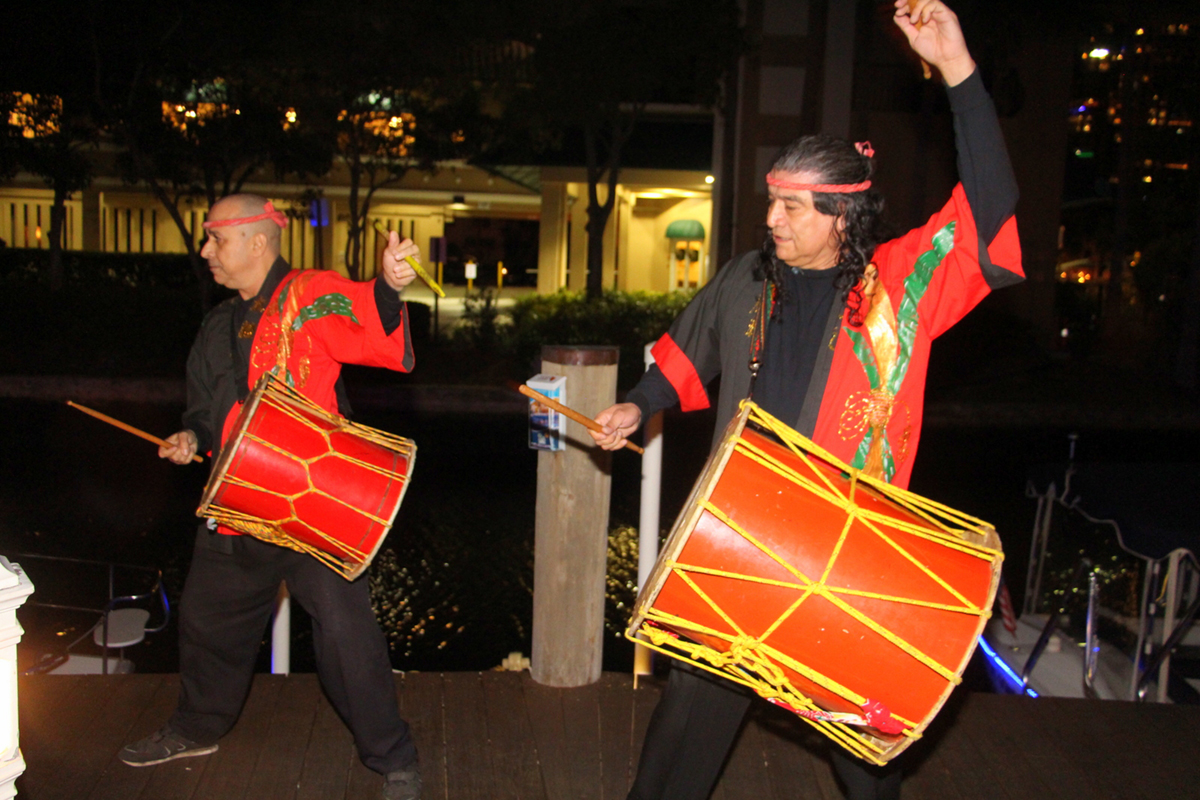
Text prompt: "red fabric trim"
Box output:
[[651, 334, 710, 412], [987, 215, 1024, 275]]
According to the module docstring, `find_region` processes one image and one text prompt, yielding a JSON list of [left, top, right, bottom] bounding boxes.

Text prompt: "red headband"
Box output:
[[766, 141, 875, 194], [202, 201, 288, 230]]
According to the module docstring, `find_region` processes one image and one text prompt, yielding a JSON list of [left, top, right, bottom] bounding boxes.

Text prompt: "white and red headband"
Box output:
[[202, 201, 288, 230], [766, 141, 875, 193]]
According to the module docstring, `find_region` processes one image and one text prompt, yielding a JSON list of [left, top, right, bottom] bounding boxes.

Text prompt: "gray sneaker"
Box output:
[[383, 766, 422, 800], [119, 726, 218, 766]]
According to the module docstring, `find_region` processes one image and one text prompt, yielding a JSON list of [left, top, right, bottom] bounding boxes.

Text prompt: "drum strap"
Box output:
[[230, 306, 250, 403], [746, 278, 774, 399], [230, 258, 291, 403]]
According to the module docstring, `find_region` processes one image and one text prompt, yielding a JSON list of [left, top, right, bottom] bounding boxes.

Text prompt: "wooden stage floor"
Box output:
[[15, 671, 1200, 799]]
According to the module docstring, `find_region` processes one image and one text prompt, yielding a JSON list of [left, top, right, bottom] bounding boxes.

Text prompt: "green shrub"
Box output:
[[0, 247, 198, 289], [0, 281, 204, 376], [606, 524, 640, 639], [451, 288, 505, 351], [507, 289, 696, 388]]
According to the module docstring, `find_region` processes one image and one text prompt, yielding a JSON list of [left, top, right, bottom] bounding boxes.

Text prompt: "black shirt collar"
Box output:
[[242, 256, 292, 313]]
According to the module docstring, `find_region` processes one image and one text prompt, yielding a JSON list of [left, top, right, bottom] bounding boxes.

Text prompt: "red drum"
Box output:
[[197, 374, 416, 580], [627, 402, 1001, 764]]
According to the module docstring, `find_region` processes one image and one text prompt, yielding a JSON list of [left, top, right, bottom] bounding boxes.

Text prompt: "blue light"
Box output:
[[978, 636, 1040, 698], [309, 198, 329, 228], [1077, 105, 1088, 113]]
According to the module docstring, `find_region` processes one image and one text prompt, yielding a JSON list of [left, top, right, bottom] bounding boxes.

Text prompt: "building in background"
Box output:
[[3, 0, 1087, 323]]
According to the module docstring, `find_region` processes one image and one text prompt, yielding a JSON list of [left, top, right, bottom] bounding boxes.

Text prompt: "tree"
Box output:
[[506, 0, 743, 299], [0, 96, 19, 184], [69, 2, 332, 303], [276, 0, 494, 280], [2, 92, 95, 289], [114, 71, 331, 293], [331, 90, 422, 281]]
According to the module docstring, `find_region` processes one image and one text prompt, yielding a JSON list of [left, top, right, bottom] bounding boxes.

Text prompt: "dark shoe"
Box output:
[[119, 726, 218, 766], [383, 766, 422, 800]]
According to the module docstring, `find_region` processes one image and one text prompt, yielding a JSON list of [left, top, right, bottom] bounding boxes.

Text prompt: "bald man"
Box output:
[[119, 195, 424, 800]]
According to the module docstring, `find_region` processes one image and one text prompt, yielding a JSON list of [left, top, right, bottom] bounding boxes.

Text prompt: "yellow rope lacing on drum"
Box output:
[[203, 379, 413, 579], [631, 401, 1002, 765]]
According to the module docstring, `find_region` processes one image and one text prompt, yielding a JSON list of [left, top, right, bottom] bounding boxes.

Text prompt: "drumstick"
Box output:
[[518, 384, 645, 455], [66, 401, 204, 463], [907, 0, 934, 79], [372, 220, 446, 297]]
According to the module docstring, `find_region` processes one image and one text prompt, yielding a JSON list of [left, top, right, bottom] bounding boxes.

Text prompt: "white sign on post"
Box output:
[[527, 374, 567, 451], [464, 260, 478, 280]]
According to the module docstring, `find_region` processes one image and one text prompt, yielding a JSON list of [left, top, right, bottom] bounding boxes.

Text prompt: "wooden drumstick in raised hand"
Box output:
[[518, 384, 645, 455], [905, 0, 934, 79], [66, 400, 204, 463], [372, 220, 446, 297]]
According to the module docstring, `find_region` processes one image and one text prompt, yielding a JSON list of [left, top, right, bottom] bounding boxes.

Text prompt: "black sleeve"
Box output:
[[947, 68, 1021, 288], [373, 278, 404, 337], [625, 365, 680, 426], [181, 324, 215, 456], [948, 69, 1019, 245]]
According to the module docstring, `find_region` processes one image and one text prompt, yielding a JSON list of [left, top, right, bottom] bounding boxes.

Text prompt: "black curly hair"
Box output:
[[755, 134, 888, 316]]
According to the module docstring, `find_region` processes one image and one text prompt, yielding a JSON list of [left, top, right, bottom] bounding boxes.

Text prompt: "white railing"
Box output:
[[634, 343, 664, 680], [0, 557, 34, 799]]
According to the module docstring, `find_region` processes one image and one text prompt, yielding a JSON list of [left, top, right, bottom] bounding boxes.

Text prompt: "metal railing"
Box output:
[[16, 554, 170, 675], [1022, 558, 1093, 692], [1136, 564, 1200, 700]]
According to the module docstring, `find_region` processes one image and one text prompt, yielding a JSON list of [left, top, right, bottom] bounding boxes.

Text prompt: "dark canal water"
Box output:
[[0, 395, 1184, 680]]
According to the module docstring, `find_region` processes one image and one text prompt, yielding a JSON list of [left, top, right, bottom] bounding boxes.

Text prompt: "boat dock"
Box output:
[[17, 670, 1200, 799]]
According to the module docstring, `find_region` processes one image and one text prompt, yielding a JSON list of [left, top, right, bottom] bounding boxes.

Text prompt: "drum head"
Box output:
[[627, 401, 1002, 764]]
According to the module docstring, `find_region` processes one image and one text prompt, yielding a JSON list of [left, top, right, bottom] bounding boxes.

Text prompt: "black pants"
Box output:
[[169, 531, 417, 774], [628, 665, 901, 800]]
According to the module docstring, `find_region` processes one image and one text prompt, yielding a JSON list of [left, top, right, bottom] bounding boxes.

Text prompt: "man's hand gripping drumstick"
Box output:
[[518, 385, 645, 455], [373, 220, 445, 297], [590, 402, 645, 454], [894, 0, 976, 87], [66, 401, 204, 464]]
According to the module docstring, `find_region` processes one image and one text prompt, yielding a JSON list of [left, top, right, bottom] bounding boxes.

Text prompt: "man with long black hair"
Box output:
[[592, 1, 1023, 798]]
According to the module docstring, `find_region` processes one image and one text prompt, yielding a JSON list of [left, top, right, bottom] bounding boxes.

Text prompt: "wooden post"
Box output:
[[532, 345, 619, 687]]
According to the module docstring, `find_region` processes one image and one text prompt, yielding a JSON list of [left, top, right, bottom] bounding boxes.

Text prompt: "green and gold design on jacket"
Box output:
[[258, 276, 361, 389], [839, 223, 955, 482]]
